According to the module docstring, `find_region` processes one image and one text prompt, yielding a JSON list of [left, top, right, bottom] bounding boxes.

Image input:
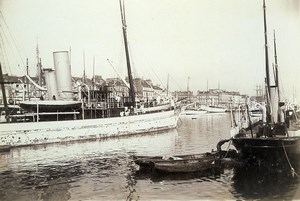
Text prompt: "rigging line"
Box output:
[[153, 61, 184, 91], [0, 11, 26, 68], [150, 67, 165, 88], [169, 73, 184, 91], [0, 27, 11, 74], [135, 49, 165, 88], [0, 13, 36, 78], [144, 55, 166, 89], [282, 141, 299, 178], [0, 22, 17, 72], [0, 12, 45, 91]]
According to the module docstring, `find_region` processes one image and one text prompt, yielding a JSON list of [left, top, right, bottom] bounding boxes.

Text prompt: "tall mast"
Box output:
[[92, 56, 95, 100], [273, 30, 280, 101], [206, 80, 208, 106], [167, 74, 169, 96], [218, 81, 220, 106], [83, 50, 86, 83], [36, 39, 42, 86], [26, 58, 30, 100], [263, 0, 273, 124], [263, 0, 271, 99], [0, 63, 9, 122], [119, 0, 135, 107], [187, 76, 190, 102], [93, 56, 95, 90]]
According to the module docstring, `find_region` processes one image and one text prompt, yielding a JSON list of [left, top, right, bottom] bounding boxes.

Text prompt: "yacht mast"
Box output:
[[119, 0, 135, 108]]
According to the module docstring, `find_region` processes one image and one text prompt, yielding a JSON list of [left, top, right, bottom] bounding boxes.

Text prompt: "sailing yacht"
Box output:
[[0, 0, 179, 151]]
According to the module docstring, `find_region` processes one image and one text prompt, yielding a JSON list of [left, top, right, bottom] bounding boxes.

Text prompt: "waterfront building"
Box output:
[[197, 89, 247, 108]]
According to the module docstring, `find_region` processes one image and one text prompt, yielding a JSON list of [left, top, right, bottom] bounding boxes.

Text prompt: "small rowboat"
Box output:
[[133, 152, 219, 172], [154, 157, 216, 173]]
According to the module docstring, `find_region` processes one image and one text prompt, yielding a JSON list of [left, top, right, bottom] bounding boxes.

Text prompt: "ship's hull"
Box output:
[[0, 110, 179, 150], [182, 110, 207, 116], [232, 137, 300, 163], [202, 106, 226, 113]]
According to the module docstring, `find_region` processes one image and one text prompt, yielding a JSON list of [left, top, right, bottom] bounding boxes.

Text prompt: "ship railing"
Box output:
[[1, 111, 80, 123]]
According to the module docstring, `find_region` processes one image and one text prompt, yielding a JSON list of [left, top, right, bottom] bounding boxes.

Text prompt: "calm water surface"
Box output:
[[1, 113, 300, 200]]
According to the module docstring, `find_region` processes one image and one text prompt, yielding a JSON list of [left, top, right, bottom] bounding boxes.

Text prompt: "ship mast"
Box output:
[[187, 76, 190, 103], [0, 63, 8, 122], [263, 0, 271, 121], [36, 39, 42, 86], [83, 50, 86, 83], [273, 30, 280, 101], [263, 0, 270, 97], [119, 0, 135, 108], [166, 74, 169, 96]]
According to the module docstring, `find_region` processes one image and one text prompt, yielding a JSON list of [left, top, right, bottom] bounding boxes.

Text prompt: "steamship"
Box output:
[[0, 0, 179, 150], [0, 51, 179, 151]]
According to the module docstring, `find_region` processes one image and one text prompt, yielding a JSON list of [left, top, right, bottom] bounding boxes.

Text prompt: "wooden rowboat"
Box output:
[[133, 152, 219, 172], [154, 157, 216, 173]]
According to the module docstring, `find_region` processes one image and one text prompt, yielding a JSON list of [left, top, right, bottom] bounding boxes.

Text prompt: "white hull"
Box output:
[[0, 110, 179, 149], [200, 106, 227, 113], [206, 108, 226, 113], [141, 104, 171, 113], [182, 110, 207, 115]]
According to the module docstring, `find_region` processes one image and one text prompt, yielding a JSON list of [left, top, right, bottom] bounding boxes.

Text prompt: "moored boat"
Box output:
[[202, 105, 227, 113], [133, 149, 238, 172], [181, 102, 207, 115], [182, 109, 207, 116], [231, 0, 300, 164], [133, 152, 218, 169], [0, 0, 180, 151], [154, 157, 216, 173]]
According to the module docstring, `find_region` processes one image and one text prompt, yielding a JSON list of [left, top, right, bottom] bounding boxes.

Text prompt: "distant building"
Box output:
[[1, 73, 168, 109], [197, 89, 247, 107], [106, 78, 129, 98], [174, 91, 193, 103]]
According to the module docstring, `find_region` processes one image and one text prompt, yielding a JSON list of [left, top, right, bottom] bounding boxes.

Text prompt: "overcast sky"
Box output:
[[0, 0, 299, 101]]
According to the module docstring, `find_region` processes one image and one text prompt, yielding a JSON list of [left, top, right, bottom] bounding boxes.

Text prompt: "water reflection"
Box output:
[[133, 166, 224, 182], [129, 157, 300, 200], [231, 161, 300, 200], [0, 113, 300, 200]]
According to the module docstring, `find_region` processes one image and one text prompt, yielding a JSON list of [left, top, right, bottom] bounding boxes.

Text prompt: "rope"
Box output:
[[282, 141, 299, 178], [216, 137, 233, 158], [222, 139, 232, 158], [0, 26, 12, 74]]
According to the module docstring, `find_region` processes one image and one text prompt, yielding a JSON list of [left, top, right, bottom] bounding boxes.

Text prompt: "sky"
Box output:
[[0, 0, 299, 102]]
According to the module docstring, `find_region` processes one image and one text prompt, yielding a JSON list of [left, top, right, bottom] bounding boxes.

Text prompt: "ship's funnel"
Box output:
[[53, 51, 73, 100], [43, 68, 58, 100]]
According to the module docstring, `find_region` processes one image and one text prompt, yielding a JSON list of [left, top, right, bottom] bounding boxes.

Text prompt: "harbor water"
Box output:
[[1, 113, 300, 200]]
